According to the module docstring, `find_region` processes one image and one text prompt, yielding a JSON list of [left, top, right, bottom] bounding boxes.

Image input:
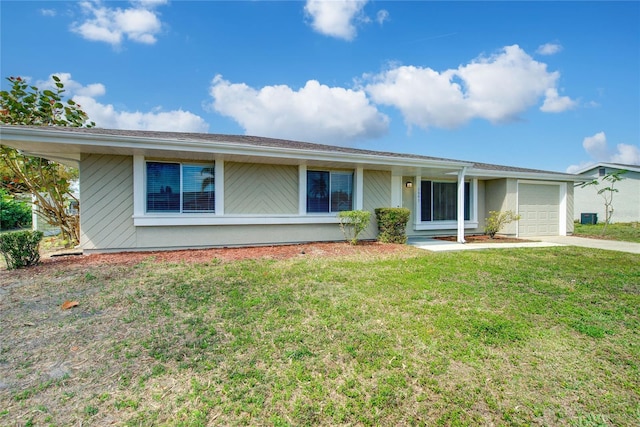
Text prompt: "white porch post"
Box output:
[[457, 167, 467, 243]]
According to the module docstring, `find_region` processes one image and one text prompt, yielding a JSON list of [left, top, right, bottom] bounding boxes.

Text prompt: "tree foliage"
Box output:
[[580, 170, 626, 235], [1, 75, 94, 246], [0, 188, 32, 230]]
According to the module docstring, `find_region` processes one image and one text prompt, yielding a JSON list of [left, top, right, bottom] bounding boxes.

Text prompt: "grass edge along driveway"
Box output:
[[0, 246, 638, 426]]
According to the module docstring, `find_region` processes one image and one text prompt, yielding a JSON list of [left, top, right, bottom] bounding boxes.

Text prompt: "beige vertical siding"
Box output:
[[80, 154, 136, 250], [225, 162, 298, 214], [362, 170, 392, 238], [566, 183, 574, 234]]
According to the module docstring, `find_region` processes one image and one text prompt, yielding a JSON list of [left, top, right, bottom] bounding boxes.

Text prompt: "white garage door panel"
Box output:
[[518, 184, 559, 236]]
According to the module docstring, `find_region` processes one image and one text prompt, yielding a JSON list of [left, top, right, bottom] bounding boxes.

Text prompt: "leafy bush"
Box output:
[[0, 230, 43, 269], [375, 207, 411, 244], [337, 210, 372, 245], [0, 189, 32, 230], [484, 210, 521, 238]]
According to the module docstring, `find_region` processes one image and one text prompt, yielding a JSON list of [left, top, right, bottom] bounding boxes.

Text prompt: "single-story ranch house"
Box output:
[[0, 125, 583, 253], [573, 162, 640, 224]]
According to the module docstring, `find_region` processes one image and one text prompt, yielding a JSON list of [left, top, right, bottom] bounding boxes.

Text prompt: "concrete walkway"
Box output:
[[407, 237, 562, 252], [408, 236, 640, 254], [534, 235, 640, 254]]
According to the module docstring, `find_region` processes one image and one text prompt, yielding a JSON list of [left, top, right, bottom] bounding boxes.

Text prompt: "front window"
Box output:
[[307, 170, 353, 213], [421, 180, 470, 221], [146, 161, 215, 213]]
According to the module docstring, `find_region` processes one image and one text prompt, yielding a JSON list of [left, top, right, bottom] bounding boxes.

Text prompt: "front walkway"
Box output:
[[534, 235, 640, 254], [408, 236, 640, 254], [407, 237, 561, 252]]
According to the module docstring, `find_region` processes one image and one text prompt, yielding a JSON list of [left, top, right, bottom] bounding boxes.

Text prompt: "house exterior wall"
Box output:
[[484, 178, 523, 235], [485, 179, 508, 212], [362, 170, 392, 239], [79, 154, 137, 250], [134, 224, 344, 250], [567, 184, 575, 234], [78, 154, 371, 252], [573, 168, 640, 223], [402, 176, 486, 237], [78, 153, 575, 252], [225, 162, 298, 214], [476, 180, 487, 232]]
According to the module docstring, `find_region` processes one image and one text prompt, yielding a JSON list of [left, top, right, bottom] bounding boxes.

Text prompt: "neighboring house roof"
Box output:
[[0, 125, 581, 181], [573, 162, 640, 175]]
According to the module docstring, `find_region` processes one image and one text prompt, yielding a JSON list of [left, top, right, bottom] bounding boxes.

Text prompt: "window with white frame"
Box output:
[[306, 170, 353, 213], [420, 180, 470, 221], [146, 161, 215, 213]]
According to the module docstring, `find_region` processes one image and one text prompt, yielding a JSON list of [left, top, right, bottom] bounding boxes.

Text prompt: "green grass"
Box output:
[[574, 222, 640, 243], [1, 247, 639, 426]]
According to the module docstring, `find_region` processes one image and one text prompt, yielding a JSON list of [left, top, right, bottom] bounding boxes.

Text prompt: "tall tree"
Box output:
[[0, 75, 94, 246]]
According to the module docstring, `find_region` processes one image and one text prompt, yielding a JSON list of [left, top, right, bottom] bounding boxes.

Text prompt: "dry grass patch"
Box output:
[[0, 245, 638, 426]]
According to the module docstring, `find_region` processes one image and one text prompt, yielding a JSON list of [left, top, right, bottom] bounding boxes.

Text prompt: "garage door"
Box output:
[[518, 184, 559, 236]]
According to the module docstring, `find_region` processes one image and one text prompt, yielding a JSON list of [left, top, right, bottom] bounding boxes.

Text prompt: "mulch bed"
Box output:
[[1, 241, 411, 274]]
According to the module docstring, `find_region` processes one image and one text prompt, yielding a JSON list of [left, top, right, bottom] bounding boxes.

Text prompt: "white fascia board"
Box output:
[[463, 168, 586, 182], [573, 163, 640, 175], [1, 126, 471, 170]]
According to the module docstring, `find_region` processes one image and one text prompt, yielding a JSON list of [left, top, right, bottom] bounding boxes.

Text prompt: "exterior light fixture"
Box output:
[[405, 181, 413, 188]]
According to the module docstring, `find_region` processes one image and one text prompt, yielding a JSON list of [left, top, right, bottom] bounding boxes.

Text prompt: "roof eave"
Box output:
[[0, 125, 471, 170], [466, 168, 587, 182]]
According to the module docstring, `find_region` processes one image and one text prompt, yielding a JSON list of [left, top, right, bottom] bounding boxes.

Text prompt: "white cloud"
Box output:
[[376, 9, 389, 25], [304, 0, 368, 40], [209, 75, 389, 144], [567, 132, 640, 171], [365, 45, 575, 129], [71, 0, 166, 47], [35, 73, 209, 133], [540, 88, 577, 113], [566, 162, 594, 174], [40, 9, 57, 17], [536, 42, 563, 55], [611, 143, 640, 165], [76, 96, 210, 132], [582, 131, 610, 160], [37, 73, 106, 98]]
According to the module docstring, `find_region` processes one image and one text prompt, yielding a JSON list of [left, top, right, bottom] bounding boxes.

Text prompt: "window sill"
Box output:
[[133, 214, 341, 227], [414, 221, 479, 231]]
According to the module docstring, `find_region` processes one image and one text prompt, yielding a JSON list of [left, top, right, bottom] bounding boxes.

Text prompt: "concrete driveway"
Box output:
[[409, 236, 640, 254], [533, 235, 640, 254]]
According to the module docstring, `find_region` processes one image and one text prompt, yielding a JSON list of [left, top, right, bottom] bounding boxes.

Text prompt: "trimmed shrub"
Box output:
[[375, 207, 411, 244], [0, 189, 32, 230], [0, 230, 44, 269], [337, 210, 372, 245]]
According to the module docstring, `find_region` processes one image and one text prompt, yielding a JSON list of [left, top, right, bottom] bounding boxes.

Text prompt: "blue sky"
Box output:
[[1, 0, 638, 173]]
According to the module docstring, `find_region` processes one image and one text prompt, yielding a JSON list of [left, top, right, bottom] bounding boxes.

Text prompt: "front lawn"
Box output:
[[0, 246, 638, 426], [574, 222, 640, 243]]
